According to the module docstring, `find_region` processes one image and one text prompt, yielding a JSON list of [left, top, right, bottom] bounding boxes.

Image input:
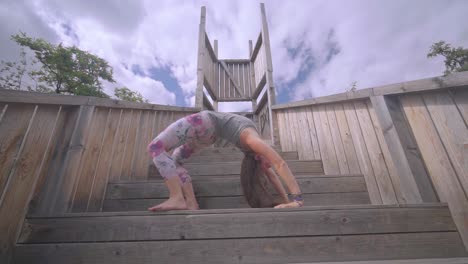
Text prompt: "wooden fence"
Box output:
[[0, 90, 198, 262], [273, 71, 468, 249]]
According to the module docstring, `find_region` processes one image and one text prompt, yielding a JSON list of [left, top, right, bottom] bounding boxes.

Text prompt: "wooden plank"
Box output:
[[109, 109, 132, 182], [25, 203, 453, 218], [369, 96, 423, 204], [103, 192, 370, 211], [315, 104, 340, 174], [0, 105, 60, 264], [106, 176, 367, 199], [53, 105, 95, 213], [343, 102, 382, 204], [423, 92, 468, 199], [401, 94, 468, 249], [0, 104, 36, 199], [87, 109, 121, 212], [366, 99, 406, 204], [386, 96, 437, 202], [296, 258, 468, 264], [119, 110, 140, 180], [20, 207, 454, 243], [195, 7, 206, 108], [27, 106, 80, 216], [452, 88, 468, 125], [14, 232, 466, 264], [333, 104, 360, 174], [220, 61, 244, 98], [285, 110, 297, 152], [182, 160, 323, 176], [296, 108, 315, 159], [70, 107, 108, 212], [260, 3, 273, 71], [185, 151, 298, 163], [326, 104, 350, 174], [276, 111, 287, 151], [0, 103, 7, 124], [354, 101, 397, 204], [132, 110, 153, 180], [289, 109, 304, 159], [304, 106, 321, 159]]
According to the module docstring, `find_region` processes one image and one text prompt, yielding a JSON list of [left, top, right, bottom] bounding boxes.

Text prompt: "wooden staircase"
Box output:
[[13, 148, 468, 263]]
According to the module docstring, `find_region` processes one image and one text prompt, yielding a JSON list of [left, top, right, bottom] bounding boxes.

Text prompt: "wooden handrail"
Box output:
[[0, 89, 200, 112]]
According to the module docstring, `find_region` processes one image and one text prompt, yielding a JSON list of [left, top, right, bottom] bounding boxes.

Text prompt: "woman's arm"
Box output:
[[242, 131, 304, 207], [264, 168, 289, 203]]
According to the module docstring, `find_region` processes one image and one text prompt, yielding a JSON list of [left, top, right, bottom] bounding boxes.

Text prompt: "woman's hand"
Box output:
[[274, 200, 304, 209]]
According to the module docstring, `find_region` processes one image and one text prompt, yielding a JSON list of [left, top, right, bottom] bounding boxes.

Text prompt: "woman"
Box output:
[[147, 110, 304, 211]]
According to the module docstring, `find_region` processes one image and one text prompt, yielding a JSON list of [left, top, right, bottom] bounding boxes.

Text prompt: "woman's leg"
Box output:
[[147, 119, 191, 211]]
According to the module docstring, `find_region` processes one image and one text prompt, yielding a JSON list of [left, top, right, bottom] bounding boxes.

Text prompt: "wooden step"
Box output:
[[294, 257, 468, 263], [103, 192, 370, 211], [185, 150, 299, 163], [166, 160, 323, 176], [195, 147, 281, 156], [15, 204, 467, 264], [106, 175, 367, 199]]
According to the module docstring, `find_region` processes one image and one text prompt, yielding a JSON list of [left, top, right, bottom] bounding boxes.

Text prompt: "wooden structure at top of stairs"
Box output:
[[1, 3, 468, 264]]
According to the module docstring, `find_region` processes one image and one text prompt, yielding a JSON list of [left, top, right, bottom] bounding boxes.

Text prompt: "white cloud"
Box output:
[[1, 0, 467, 109]]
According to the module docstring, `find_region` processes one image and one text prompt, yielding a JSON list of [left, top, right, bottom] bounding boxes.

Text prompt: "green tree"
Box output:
[[11, 32, 114, 97], [428, 41, 468, 75], [114, 87, 149, 103]]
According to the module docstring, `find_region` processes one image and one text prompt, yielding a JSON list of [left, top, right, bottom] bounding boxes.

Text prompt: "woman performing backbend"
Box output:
[[147, 110, 304, 211]]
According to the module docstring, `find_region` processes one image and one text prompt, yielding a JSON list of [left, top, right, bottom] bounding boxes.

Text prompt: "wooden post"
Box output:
[[50, 105, 95, 214], [249, 40, 257, 112], [213, 39, 219, 111], [195, 7, 206, 109], [260, 3, 279, 146], [370, 95, 423, 204]]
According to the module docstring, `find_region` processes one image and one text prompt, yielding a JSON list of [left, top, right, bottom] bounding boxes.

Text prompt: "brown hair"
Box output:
[[240, 152, 282, 208]]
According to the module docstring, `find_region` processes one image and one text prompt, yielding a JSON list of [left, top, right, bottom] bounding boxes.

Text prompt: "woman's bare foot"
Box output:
[[148, 197, 188, 211], [186, 199, 200, 210]]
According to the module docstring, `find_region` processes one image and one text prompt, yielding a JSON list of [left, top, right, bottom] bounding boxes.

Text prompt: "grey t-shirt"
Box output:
[[202, 110, 258, 150]]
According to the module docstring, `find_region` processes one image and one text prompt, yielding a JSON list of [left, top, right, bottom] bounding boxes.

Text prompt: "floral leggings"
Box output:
[[147, 112, 217, 184]]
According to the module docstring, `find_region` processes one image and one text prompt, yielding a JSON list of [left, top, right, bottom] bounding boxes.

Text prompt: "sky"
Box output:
[[1, 0, 467, 112]]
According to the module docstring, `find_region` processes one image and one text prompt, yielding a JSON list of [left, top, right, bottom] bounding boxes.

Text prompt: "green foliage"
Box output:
[[428, 41, 468, 75], [0, 48, 27, 90], [10, 32, 114, 97], [114, 87, 149, 103], [0, 48, 53, 92]]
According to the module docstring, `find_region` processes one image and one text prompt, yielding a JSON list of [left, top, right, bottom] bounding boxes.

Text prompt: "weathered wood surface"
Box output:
[[0, 105, 61, 264], [185, 150, 298, 163], [14, 232, 467, 264], [401, 93, 468, 250], [19, 206, 455, 243], [354, 101, 397, 204], [106, 175, 367, 199], [369, 96, 422, 204], [276, 99, 416, 206], [384, 96, 437, 202], [295, 257, 468, 264], [178, 160, 323, 176], [102, 192, 370, 211], [343, 102, 382, 204]]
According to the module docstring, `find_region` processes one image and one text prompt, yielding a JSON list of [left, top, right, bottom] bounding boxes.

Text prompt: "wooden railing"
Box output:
[[0, 90, 199, 263], [196, 4, 277, 144], [273, 71, 468, 249]]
